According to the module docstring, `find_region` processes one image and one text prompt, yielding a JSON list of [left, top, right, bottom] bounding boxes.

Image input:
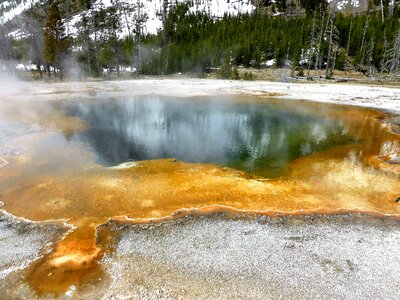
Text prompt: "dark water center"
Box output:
[[61, 96, 357, 177]]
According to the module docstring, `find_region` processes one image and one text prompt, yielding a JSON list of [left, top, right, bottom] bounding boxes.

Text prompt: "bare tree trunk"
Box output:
[[86, 14, 92, 78], [389, 31, 400, 73], [307, 11, 317, 77], [325, 13, 335, 79], [136, 0, 145, 73], [315, 9, 326, 77], [36, 62, 43, 79], [123, 6, 132, 39], [87, 43, 91, 78], [332, 45, 339, 76], [138, 7, 141, 73], [389, 0, 395, 16], [345, 13, 353, 75], [380, 31, 388, 72], [360, 13, 370, 65], [367, 36, 375, 78], [95, 31, 101, 77]]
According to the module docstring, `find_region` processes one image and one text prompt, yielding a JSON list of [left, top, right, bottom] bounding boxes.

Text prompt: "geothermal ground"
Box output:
[[0, 79, 399, 299], [2, 214, 400, 299], [3, 78, 400, 111]]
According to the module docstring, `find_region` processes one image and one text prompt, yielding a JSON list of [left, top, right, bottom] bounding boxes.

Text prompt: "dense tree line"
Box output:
[[0, 0, 399, 80]]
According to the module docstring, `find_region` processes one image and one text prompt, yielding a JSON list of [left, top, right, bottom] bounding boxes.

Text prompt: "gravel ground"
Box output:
[[100, 214, 400, 300]]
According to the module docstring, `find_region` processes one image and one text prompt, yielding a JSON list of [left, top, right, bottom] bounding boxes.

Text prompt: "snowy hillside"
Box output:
[[71, 0, 254, 34], [1, 0, 369, 34], [1, 0, 255, 34], [0, 0, 40, 23]]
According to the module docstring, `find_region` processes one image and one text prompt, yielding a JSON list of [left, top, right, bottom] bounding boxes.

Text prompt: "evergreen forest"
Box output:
[[0, 0, 399, 80]]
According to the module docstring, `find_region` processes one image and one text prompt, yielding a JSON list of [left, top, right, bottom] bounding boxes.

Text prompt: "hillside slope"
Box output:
[[0, 0, 372, 34], [2, 0, 255, 34]]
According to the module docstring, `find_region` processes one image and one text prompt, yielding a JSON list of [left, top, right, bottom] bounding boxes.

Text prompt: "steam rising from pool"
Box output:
[[0, 92, 399, 296]]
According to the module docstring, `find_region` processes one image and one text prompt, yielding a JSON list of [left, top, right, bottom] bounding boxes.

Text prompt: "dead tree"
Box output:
[[366, 36, 376, 78], [112, 0, 133, 39], [325, 11, 338, 79], [360, 11, 370, 66], [387, 30, 400, 74], [307, 11, 317, 77], [133, 0, 148, 73], [314, 7, 326, 76], [380, 31, 389, 73], [345, 7, 354, 75], [389, 0, 395, 16]]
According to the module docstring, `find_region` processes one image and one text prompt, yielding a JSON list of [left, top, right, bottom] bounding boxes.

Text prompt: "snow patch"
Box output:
[[261, 59, 276, 67], [0, 0, 40, 24], [68, 0, 255, 36]]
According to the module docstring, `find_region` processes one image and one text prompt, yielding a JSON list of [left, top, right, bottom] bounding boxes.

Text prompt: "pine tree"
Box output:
[[23, 11, 45, 78], [44, 3, 69, 80]]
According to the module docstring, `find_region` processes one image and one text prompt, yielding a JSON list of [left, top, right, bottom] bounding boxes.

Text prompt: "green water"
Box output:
[[61, 96, 356, 177]]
